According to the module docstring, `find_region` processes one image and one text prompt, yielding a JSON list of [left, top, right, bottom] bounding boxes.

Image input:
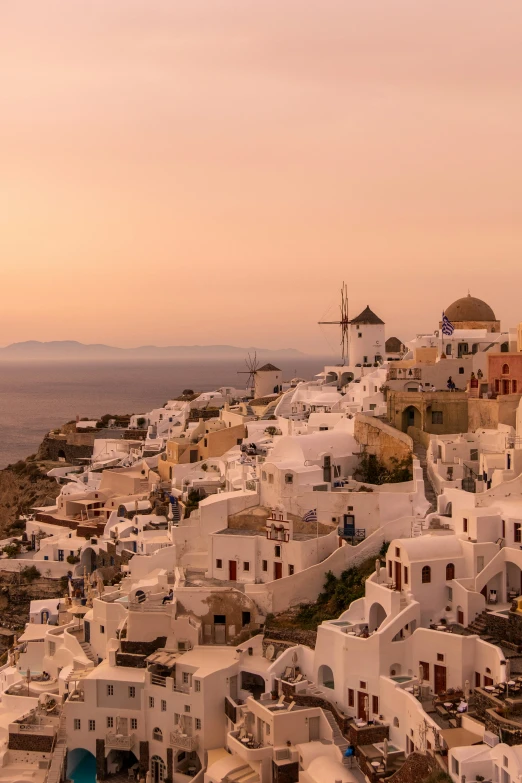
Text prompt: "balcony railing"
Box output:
[[170, 731, 198, 751], [106, 732, 135, 750]]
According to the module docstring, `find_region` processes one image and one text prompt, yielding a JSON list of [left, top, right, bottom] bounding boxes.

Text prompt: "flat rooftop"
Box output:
[[215, 528, 328, 541]]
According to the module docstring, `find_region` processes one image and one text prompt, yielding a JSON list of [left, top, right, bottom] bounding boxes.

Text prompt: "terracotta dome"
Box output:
[[445, 294, 496, 323]]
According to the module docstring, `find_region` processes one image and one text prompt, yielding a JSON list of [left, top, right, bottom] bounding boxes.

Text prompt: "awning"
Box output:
[[440, 728, 483, 749]]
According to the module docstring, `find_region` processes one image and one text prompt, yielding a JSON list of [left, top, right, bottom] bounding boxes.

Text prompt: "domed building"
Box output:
[[440, 294, 500, 332]]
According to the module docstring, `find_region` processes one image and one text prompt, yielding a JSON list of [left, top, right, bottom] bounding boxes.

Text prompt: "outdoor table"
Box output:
[[485, 686, 495, 692], [371, 762, 380, 769], [444, 702, 453, 708], [508, 680, 516, 686]]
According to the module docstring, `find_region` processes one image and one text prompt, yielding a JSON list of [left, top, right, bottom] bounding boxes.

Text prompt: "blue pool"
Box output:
[[68, 750, 96, 783]]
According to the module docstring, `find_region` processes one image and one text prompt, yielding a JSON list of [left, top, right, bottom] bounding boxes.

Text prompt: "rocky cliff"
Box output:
[[0, 458, 60, 538]]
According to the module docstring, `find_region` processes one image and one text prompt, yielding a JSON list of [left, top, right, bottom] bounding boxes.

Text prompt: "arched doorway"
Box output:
[[151, 755, 165, 783], [325, 372, 338, 385], [241, 671, 265, 700], [368, 602, 387, 632], [339, 371, 354, 387], [67, 749, 96, 783], [318, 665, 334, 689], [402, 406, 421, 432]]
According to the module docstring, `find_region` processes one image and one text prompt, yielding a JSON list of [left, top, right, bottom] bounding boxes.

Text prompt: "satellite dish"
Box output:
[[265, 644, 275, 661]]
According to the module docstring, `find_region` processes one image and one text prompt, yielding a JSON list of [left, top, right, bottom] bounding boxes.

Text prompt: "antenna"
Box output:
[[237, 352, 259, 396], [318, 282, 350, 364]]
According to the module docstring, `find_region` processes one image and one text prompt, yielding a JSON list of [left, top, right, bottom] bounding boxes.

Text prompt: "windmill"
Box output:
[[237, 352, 259, 397], [318, 281, 350, 365]]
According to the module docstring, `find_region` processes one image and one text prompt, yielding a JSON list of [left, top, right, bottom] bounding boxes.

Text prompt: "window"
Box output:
[[288, 564, 294, 576], [107, 717, 114, 728], [446, 344, 452, 356], [243, 561, 250, 572], [131, 719, 138, 730], [421, 566, 431, 584], [275, 545, 281, 558], [395, 547, 400, 557], [100, 625, 105, 634], [58, 550, 64, 561], [437, 653, 444, 662], [446, 563, 455, 580], [513, 380, 518, 394], [242, 612, 251, 627], [129, 686, 136, 698], [195, 718, 202, 730], [431, 411, 443, 425], [107, 684, 114, 696], [184, 705, 191, 713], [74, 719, 81, 730], [262, 560, 268, 571], [502, 364, 510, 375], [515, 523, 521, 543], [463, 518, 468, 533], [182, 672, 190, 684], [495, 379, 501, 393], [359, 681, 367, 690], [372, 695, 379, 714], [452, 758, 460, 776], [153, 728, 163, 741], [161, 700, 167, 712], [216, 559, 222, 569], [358, 333, 362, 338], [89, 720, 96, 731], [348, 689, 354, 707], [404, 566, 408, 584], [268, 474, 274, 484], [262, 471, 267, 481], [149, 697, 155, 708], [388, 561, 392, 578], [458, 367, 464, 374], [285, 474, 293, 484]]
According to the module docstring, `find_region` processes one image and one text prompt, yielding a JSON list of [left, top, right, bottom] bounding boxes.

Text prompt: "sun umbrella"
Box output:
[[383, 737, 389, 770]]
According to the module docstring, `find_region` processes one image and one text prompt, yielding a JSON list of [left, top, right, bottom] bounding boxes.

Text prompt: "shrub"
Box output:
[[21, 565, 41, 582]]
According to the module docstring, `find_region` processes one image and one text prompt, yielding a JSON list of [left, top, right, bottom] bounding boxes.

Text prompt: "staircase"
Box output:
[[225, 764, 259, 783], [413, 443, 437, 513], [324, 710, 349, 756], [79, 640, 97, 664], [465, 610, 492, 639], [46, 714, 67, 783]]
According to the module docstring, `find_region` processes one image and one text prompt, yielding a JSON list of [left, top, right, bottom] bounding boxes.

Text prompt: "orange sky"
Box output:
[[1, 0, 522, 354]]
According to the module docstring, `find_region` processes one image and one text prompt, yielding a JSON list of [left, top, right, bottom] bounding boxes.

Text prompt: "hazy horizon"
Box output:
[[2, 0, 522, 350]]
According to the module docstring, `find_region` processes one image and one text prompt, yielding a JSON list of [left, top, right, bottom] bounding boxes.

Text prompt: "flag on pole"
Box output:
[[441, 312, 454, 336], [303, 508, 317, 523]]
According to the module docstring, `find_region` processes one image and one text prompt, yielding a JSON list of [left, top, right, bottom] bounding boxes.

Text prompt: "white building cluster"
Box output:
[[2, 295, 522, 783]]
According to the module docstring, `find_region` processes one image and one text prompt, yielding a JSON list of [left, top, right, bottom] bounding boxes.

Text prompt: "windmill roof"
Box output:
[[257, 363, 281, 372], [350, 306, 385, 325]]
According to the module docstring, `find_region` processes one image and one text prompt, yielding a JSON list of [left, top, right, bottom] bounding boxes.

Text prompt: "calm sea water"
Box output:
[[0, 358, 329, 468]]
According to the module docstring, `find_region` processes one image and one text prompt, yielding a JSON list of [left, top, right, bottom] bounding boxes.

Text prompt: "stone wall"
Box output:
[[386, 751, 437, 783], [468, 395, 522, 432], [272, 760, 298, 783], [348, 723, 389, 747], [37, 434, 94, 463], [483, 608, 522, 650], [8, 733, 54, 753], [354, 414, 413, 470], [265, 628, 317, 650]]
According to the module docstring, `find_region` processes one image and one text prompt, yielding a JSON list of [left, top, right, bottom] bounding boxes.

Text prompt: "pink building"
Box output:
[[488, 353, 522, 395]]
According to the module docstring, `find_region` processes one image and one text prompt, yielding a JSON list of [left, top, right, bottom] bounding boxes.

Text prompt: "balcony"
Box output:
[[106, 732, 136, 750], [227, 731, 271, 762], [170, 731, 199, 751]]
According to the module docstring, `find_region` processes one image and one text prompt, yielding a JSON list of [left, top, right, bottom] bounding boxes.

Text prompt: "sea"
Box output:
[[0, 357, 331, 469]]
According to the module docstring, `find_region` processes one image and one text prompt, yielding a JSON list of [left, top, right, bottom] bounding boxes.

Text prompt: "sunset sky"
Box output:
[[2, 0, 522, 354]]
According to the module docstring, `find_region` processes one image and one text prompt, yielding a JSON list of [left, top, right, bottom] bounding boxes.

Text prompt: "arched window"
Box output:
[[446, 563, 455, 580], [421, 566, 431, 584], [502, 364, 510, 375], [153, 728, 163, 741]]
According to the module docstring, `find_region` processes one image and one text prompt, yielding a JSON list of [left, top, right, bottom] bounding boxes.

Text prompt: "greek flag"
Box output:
[[303, 508, 317, 523], [441, 312, 454, 336]]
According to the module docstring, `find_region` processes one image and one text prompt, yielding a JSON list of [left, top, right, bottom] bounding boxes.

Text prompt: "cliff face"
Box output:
[[0, 459, 60, 538]]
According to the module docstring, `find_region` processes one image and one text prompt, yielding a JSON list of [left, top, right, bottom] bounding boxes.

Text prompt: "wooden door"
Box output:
[[420, 661, 429, 682], [484, 675, 494, 687], [274, 562, 283, 580], [457, 609, 464, 625], [434, 665, 446, 695], [357, 691, 368, 721], [229, 560, 237, 581], [475, 672, 481, 688], [394, 561, 402, 591], [309, 716, 320, 741]]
